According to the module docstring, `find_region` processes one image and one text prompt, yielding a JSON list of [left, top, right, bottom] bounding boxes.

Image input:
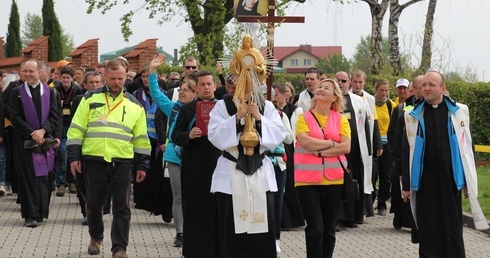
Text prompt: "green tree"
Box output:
[[42, 0, 64, 61], [21, 13, 43, 47], [5, 0, 22, 58], [351, 35, 386, 74], [85, 0, 236, 66], [22, 13, 75, 58], [315, 53, 352, 75], [83, 0, 297, 66]]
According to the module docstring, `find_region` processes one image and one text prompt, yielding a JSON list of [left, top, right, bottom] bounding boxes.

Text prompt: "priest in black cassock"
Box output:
[[402, 71, 488, 257], [335, 71, 372, 228], [10, 59, 62, 227], [171, 70, 221, 257]]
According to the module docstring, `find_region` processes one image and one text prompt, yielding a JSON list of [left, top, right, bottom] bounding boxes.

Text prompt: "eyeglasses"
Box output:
[[185, 66, 197, 70], [177, 87, 193, 93], [337, 79, 348, 83]]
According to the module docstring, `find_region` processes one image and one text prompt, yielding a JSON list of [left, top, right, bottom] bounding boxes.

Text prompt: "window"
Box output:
[[304, 59, 312, 66], [291, 59, 298, 66]]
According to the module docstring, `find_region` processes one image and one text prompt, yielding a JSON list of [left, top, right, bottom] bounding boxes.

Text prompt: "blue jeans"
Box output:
[[55, 126, 68, 187], [273, 165, 286, 240], [0, 142, 6, 186]]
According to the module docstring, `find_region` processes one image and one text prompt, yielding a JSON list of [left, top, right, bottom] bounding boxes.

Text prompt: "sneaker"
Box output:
[[88, 239, 102, 255], [0, 185, 5, 196], [377, 208, 387, 216], [24, 218, 38, 228], [174, 233, 183, 247], [276, 240, 281, 254], [69, 183, 77, 194], [112, 250, 128, 258], [56, 186, 65, 197], [5, 185, 12, 195]]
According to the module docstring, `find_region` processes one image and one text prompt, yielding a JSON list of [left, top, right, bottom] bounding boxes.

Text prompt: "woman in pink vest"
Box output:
[[295, 78, 351, 258]]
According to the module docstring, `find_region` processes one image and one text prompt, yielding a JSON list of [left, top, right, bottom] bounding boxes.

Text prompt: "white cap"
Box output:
[[396, 78, 409, 88]]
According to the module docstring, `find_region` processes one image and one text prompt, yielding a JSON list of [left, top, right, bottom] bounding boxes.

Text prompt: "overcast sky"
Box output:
[[1, 0, 489, 81]]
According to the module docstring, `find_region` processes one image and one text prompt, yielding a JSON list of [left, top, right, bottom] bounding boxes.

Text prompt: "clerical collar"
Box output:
[[28, 82, 41, 88]]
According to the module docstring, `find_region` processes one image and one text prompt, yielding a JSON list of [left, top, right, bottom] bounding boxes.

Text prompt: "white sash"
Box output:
[[230, 158, 268, 234]]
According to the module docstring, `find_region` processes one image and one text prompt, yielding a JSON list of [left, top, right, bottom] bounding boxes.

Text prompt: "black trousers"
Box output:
[[215, 192, 277, 258], [373, 144, 392, 210], [84, 159, 132, 254], [297, 184, 343, 258]]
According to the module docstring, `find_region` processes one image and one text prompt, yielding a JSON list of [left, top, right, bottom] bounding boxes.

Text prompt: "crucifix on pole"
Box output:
[[236, 0, 304, 100]]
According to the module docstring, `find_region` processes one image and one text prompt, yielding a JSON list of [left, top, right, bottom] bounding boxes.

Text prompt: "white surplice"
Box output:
[[208, 100, 286, 234]]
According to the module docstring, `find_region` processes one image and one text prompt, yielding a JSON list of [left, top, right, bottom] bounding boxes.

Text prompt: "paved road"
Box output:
[[1, 192, 489, 258]]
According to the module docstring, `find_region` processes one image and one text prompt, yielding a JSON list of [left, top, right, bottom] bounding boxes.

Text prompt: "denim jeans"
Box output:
[[84, 159, 132, 253], [55, 126, 68, 187], [0, 142, 6, 186]]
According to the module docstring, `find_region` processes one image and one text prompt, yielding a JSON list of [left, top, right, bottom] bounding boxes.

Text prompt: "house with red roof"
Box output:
[[274, 44, 342, 74]]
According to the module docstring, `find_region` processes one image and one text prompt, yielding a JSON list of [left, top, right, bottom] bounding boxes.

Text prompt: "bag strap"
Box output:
[[309, 110, 325, 137], [337, 156, 348, 173]]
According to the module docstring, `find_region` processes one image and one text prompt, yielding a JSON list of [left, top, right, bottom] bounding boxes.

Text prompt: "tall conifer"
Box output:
[[42, 0, 64, 61], [6, 0, 22, 57]]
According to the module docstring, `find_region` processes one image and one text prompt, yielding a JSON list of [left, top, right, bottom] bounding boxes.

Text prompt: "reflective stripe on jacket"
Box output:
[[294, 110, 346, 184], [67, 86, 151, 162]]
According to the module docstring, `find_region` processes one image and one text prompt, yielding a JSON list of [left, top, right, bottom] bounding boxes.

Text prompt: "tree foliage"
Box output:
[[6, 0, 22, 58], [22, 13, 75, 59], [352, 35, 411, 76], [21, 13, 43, 48], [42, 0, 64, 61], [84, 0, 296, 66], [315, 53, 352, 76], [85, 0, 235, 66]]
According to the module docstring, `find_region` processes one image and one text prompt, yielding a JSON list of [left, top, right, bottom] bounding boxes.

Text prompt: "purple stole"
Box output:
[[19, 83, 55, 177]]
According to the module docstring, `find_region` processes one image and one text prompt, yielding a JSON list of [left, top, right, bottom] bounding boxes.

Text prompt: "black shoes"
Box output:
[[174, 233, 183, 247], [377, 208, 387, 216], [24, 218, 38, 228]]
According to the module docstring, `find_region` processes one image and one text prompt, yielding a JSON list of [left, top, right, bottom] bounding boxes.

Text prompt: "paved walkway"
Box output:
[[1, 192, 489, 258]]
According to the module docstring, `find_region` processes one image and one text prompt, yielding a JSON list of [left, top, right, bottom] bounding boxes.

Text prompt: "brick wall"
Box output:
[[32, 37, 49, 61], [138, 43, 156, 72], [69, 39, 99, 68]]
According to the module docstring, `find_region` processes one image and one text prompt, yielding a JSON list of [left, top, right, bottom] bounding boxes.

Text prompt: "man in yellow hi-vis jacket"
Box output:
[[67, 59, 150, 258]]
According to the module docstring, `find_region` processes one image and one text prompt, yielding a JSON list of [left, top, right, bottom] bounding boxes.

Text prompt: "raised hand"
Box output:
[[149, 54, 166, 73]]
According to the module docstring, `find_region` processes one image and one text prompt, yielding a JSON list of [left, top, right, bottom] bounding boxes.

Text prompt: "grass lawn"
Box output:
[[462, 167, 490, 220]]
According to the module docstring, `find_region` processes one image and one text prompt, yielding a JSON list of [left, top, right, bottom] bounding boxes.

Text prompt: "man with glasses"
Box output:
[[166, 56, 199, 91], [335, 71, 372, 229], [167, 72, 180, 85], [294, 67, 320, 111], [350, 69, 383, 217], [394, 78, 410, 106], [171, 71, 220, 258]]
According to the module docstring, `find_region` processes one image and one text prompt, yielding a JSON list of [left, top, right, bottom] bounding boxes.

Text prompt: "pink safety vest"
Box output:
[[294, 110, 346, 183]]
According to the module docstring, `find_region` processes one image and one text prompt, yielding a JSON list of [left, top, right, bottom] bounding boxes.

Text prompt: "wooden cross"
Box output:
[[237, 0, 304, 100]]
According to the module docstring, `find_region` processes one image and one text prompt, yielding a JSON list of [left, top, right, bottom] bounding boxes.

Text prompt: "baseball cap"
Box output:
[[396, 78, 409, 88]]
